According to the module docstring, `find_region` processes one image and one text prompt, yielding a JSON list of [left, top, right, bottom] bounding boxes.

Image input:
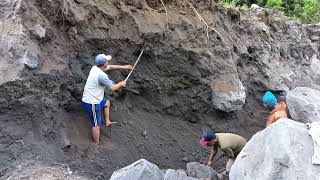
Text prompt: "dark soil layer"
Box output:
[[0, 0, 319, 179]]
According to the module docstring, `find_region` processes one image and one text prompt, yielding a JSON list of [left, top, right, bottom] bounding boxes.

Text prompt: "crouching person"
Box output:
[[200, 131, 247, 175]]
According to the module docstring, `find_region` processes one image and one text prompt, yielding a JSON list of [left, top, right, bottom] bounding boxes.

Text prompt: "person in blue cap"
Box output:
[[200, 131, 247, 175], [262, 91, 287, 127], [82, 54, 132, 144]]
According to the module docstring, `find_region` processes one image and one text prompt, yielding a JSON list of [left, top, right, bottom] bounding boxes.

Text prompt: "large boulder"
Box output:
[[186, 162, 218, 180], [286, 87, 320, 123], [230, 119, 320, 180], [210, 75, 246, 112], [164, 169, 197, 180], [110, 159, 164, 180]]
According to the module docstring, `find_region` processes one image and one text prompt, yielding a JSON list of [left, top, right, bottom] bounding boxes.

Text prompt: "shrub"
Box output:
[[266, 0, 284, 11], [302, 0, 320, 23]]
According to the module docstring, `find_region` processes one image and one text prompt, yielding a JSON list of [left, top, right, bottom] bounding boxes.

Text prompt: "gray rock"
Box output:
[[164, 169, 197, 180], [230, 119, 320, 180], [182, 157, 189, 163], [311, 36, 320, 41], [211, 75, 246, 112], [110, 159, 164, 180], [311, 54, 320, 76], [186, 162, 218, 180], [142, 130, 147, 138], [22, 51, 39, 69], [68, 27, 78, 35], [287, 87, 320, 123], [30, 24, 46, 39], [250, 4, 260, 10]]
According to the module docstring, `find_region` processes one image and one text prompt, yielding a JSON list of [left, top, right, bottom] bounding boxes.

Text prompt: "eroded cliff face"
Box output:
[[0, 0, 319, 179]]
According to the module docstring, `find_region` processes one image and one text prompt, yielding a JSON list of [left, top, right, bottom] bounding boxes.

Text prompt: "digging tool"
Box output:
[[125, 49, 144, 82]]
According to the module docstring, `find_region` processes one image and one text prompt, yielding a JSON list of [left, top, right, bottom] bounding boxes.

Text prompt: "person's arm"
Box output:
[[108, 65, 132, 70], [266, 114, 275, 127], [98, 74, 126, 91], [111, 81, 126, 91], [269, 105, 278, 114], [207, 144, 218, 166]]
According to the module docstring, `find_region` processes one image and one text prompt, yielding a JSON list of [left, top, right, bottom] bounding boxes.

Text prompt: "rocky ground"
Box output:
[[0, 0, 319, 179]]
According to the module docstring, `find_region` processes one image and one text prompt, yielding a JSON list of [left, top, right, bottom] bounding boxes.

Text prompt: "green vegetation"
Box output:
[[214, 0, 320, 23]]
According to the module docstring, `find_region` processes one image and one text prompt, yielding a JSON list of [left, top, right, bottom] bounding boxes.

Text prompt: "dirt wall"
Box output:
[[0, 0, 319, 179]]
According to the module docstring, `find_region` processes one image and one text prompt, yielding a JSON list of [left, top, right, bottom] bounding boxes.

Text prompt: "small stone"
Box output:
[[250, 4, 260, 10], [311, 36, 319, 41], [182, 157, 189, 163], [68, 170, 73, 175], [30, 24, 46, 39], [179, 11, 187, 15], [68, 27, 78, 35], [22, 51, 39, 69], [142, 130, 147, 138], [0, 98, 6, 104]]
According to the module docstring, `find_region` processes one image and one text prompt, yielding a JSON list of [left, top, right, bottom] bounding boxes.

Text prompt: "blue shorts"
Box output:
[[82, 99, 108, 127]]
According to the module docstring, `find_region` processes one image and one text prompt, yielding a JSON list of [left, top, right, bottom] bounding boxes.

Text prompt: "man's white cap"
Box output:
[[95, 54, 112, 65], [103, 54, 112, 61], [101, 54, 112, 61]]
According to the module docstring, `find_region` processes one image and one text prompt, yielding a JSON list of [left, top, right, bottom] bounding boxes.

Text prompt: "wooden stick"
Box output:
[[125, 49, 144, 82], [186, 0, 223, 45], [159, 0, 169, 30]]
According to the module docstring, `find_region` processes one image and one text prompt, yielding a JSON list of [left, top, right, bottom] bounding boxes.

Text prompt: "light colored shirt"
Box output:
[[216, 133, 247, 158], [82, 66, 113, 104]]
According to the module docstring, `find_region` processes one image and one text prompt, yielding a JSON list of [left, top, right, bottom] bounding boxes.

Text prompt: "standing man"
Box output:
[[262, 91, 288, 127], [82, 54, 132, 144], [199, 131, 247, 175]]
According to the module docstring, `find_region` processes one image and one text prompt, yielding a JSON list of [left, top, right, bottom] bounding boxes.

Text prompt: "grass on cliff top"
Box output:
[[215, 0, 320, 24]]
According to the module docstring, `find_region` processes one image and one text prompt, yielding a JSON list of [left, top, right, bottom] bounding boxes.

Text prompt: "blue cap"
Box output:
[[95, 54, 112, 65], [262, 91, 277, 108], [202, 131, 216, 141]]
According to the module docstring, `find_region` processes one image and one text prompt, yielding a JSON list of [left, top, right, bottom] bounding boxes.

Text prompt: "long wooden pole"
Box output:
[[125, 49, 144, 82]]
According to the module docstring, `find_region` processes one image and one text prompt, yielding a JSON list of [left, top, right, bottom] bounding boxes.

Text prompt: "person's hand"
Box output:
[[123, 65, 133, 70], [207, 160, 213, 166], [104, 65, 110, 71], [119, 81, 126, 87]]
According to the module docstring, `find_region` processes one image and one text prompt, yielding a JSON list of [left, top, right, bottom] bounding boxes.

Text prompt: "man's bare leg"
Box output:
[[104, 100, 111, 126], [92, 126, 100, 144], [104, 100, 117, 126]]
